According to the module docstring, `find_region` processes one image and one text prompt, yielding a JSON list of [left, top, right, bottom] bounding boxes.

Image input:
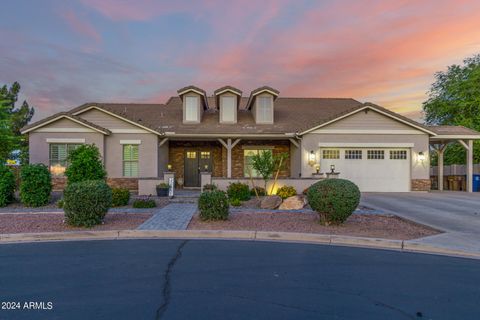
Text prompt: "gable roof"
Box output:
[[246, 86, 280, 110], [20, 112, 111, 135], [176, 85, 209, 109]]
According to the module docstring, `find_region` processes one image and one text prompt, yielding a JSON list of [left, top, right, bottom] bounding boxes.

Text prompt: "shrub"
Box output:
[[307, 179, 360, 225], [111, 187, 130, 207], [65, 144, 106, 184], [57, 199, 64, 208], [132, 197, 156, 208], [276, 185, 297, 199], [0, 165, 16, 207], [250, 186, 266, 196], [230, 198, 242, 206], [156, 182, 169, 189], [198, 190, 229, 221], [64, 180, 112, 227], [302, 187, 309, 195], [202, 183, 217, 192], [20, 164, 52, 207], [227, 182, 250, 201]]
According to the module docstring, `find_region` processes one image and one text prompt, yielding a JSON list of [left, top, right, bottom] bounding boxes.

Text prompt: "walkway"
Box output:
[[137, 203, 196, 230]]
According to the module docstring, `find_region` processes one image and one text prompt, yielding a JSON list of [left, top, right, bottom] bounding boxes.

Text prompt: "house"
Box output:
[[21, 85, 480, 193]]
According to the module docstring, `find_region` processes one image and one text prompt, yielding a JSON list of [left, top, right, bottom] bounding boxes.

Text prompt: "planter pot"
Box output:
[[156, 187, 169, 197]]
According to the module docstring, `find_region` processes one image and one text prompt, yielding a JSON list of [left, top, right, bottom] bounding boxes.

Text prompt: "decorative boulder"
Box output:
[[278, 195, 305, 210], [260, 195, 282, 209]]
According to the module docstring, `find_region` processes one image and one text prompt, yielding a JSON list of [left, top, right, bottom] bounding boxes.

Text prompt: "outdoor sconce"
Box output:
[[308, 150, 316, 166], [330, 164, 335, 173], [418, 152, 426, 162], [167, 163, 172, 171]]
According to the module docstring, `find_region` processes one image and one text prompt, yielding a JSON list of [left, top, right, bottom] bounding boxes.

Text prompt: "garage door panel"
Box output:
[[320, 148, 410, 192]]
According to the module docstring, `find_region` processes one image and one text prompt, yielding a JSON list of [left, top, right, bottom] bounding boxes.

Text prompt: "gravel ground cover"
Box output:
[[0, 213, 153, 234], [188, 211, 440, 240]]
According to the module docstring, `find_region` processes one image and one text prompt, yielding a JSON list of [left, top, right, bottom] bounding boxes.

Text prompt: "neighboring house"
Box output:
[[21, 85, 480, 193]]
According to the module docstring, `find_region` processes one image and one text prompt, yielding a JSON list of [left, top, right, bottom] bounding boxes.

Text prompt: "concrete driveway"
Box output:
[[361, 192, 480, 253]]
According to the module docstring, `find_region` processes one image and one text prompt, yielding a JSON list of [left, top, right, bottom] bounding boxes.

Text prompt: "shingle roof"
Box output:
[[213, 85, 242, 96], [21, 112, 111, 135], [428, 125, 480, 136]]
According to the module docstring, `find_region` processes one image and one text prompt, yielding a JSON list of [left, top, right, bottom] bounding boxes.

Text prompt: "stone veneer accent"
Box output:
[[51, 177, 138, 191], [411, 179, 431, 191]]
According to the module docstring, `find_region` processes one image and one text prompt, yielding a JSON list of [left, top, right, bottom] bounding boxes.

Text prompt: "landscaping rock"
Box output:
[[260, 195, 282, 209], [278, 195, 305, 210]]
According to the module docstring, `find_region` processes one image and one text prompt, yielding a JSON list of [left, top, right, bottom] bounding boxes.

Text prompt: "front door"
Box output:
[[184, 150, 212, 187]]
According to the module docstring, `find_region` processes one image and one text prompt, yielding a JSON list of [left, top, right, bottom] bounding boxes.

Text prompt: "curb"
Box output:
[[1, 230, 479, 260]]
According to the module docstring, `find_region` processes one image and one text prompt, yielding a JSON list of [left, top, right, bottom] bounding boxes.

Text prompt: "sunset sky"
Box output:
[[1, 0, 480, 121]]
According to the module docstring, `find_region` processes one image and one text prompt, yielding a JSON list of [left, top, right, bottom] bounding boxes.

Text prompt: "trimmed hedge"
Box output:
[[198, 190, 229, 221], [65, 144, 106, 184], [64, 180, 112, 227], [132, 197, 156, 208], [202, 183, 218, 192], [227, 182, 250, 201], [276, 185, 297, 199], [111, 187, 130, 207], [307, 179, 360, 225], [0, 165, 16, 207], [20, 164, 52, 207]]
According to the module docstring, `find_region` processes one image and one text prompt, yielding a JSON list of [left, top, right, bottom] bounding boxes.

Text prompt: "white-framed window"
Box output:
[[244, 149, 273, 177], [49, 143, 81, 176], [390, 150, 407, 160], [123, 144, 139, 177], [256, 96, 273, 123], [322, 149, 340, 159], [367, 150, 384, 159], [221, 96, 236, 122], [345, 150, 362, 159], [185, 96, 198, 122]]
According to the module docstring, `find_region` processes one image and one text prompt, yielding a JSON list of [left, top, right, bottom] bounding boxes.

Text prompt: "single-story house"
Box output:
[[21, 85, 480, 193]]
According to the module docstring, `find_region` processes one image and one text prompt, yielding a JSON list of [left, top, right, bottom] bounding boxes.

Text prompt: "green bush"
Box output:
[[250, 186, 266, 196], [203, 183, 218, 192], [132, 197, 156, 208], [0, 165, 16, 207], [276, 185, 297, 199], [230, 198, 242, 206], [57, 199, 64, 208], [307, 179, 360, 225], [227, 182, 250, 201], [198, 190, 229, 221], [65, 144, 106, 184], [111, 187, 130, 207], [20, 164, 52, 207], [64, 180, 112, 227]]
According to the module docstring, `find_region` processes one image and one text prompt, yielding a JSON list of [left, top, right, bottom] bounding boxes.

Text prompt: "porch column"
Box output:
[[434, 144, 447, 191], [458, 139, 474, 192], [218, 138, 241, 178]]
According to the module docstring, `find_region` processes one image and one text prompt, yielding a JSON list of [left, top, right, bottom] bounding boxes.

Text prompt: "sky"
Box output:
[[1, 0, 480, 122]]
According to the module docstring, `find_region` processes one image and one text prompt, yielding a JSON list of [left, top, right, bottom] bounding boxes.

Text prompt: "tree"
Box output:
[[0, 82, 35, 164], [65, 144, 107, 184], [422, 54, 480, 165], [250, 151, 288, 194]]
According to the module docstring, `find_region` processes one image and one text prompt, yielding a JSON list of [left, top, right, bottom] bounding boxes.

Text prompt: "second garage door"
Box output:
[[319, 148, 411, 192]]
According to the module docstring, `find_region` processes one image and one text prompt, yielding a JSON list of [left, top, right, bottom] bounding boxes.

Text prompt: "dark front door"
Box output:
[[184, 150, 212, 187]]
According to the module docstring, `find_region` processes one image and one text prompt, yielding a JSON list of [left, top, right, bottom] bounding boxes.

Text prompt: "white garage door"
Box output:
[[319, 148, 410, 192]]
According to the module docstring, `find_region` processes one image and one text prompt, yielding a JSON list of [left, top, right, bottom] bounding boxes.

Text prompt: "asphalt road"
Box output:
[[1, 239, 479, 320]]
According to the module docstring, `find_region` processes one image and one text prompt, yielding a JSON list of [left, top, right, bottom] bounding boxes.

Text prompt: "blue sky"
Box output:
[[1, 0, 480, 121]]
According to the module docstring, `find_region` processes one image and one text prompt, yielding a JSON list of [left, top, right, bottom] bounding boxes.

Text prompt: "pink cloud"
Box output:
[[60, 9, 101, 43]]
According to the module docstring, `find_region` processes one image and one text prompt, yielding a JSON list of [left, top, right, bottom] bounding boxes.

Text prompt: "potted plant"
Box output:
[[156, 182, 169, 197]]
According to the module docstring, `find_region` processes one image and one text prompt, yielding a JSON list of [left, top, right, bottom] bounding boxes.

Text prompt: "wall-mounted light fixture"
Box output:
[[418, 152, 426, 162], [308, 150, 316, 166]]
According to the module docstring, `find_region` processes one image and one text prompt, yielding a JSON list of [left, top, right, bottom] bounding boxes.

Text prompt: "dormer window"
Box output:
[[185, 96, 199, 122], [256, 95, 273, 123], [220, 96, 236, 123]]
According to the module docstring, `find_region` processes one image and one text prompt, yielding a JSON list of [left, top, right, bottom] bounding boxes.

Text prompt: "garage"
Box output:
[[319, 147, 411, 192]]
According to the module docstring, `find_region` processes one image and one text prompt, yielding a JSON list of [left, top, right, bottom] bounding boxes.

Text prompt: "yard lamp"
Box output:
[[308, 150, 316, 166], [418, 152, 426, 162], [330, 164, 335, 173], [167, 163, 172, 171]]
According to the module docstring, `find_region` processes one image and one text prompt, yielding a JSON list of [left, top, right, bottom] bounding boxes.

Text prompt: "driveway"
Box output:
[[1, 239, 479, 319], [361, 192, 480, 253]]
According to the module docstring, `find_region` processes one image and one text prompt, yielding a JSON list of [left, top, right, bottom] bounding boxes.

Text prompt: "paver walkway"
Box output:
[[137, 203, 196, 230]]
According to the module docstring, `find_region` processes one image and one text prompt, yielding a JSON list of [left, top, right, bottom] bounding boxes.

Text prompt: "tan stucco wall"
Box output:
[[29, 132, 105, 165], [300, 133, 430, 179], [105, 133, 158, 178]]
